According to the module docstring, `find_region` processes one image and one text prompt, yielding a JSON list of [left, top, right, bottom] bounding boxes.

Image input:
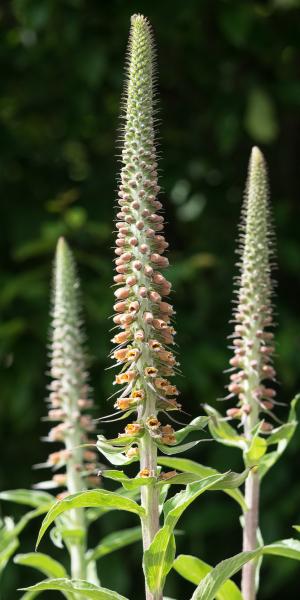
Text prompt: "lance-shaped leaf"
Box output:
[[173, 554, 242, 600], [259, 394, 300, 478], [14, 552, 67, 578], [203, 405, 247, 450], [36, 490, 145, 548], [0, 489, 53, 508], [190, 539, 300, 600], [143, 472, 230, 594], [20, 579, 129, 599], [157, 457, 247, 510], [102, 470, 156, 490], [97, 435, 139, 466]]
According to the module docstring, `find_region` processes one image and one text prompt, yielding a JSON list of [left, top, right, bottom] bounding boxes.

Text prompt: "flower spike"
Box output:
[[226, 146, 276, 434], [38, 237, 99, 492], [112, 14, 180, 424]]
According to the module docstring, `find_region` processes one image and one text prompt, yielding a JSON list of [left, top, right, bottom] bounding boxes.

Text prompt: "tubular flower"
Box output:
[[112, 14, 180, 425], [38, 237, 100, 491], [226, 147, 276, 433]]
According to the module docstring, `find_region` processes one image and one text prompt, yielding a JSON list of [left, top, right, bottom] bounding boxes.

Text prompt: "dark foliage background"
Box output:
[[1, 0, 300, 598]]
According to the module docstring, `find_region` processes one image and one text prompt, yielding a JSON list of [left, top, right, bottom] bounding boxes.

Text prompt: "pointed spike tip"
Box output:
[[131, 13, 148, 25], [250, 146, 265, 167]]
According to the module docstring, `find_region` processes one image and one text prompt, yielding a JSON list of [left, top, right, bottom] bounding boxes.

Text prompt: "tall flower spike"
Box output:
[[226, 146, 276, 430], [112, 15, 179, 600], [37, 238, 99, 578], [113, 14, 179, 418], [226, 148, 276, 600]]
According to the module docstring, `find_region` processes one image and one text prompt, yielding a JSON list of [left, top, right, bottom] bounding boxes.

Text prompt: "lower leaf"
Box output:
[[20, 578, 129, 599]]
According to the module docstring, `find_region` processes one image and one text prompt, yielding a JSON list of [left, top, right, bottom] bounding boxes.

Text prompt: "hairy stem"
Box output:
[[226, 147, 275, 600], [64, 417, 87, 580], [45, 237, 99, 585], [242, 470, 260, 600], [138, 394, 162, 600]]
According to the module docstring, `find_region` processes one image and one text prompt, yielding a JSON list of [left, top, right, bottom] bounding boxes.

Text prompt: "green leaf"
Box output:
[[157, 457, 247, 510], [14, 552, 67, 578], [36, 490, 145, 548], [244, 436, 267, 467], [20, 578, 129, 599], [0, 489, 53, 508], [203, 405, 247, 450], [264, 538, 300, 560], [156, 440, 204, 455], [143, 472, 229, 594], [87, 527, 141, 562], [102, 470, 156, 490], [96, 435, 139, 466], [0, 533, 19, 572], [190, 539, 300, 599], [190, 549, 259, 599], [259, 394, 299, 478], [293, 525, 300, 533], [173, 554, 242, 600], [174, 416, 210, 443]]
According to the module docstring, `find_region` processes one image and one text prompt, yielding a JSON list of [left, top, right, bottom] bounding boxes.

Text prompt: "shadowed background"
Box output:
[[1, 0, 300, 598]]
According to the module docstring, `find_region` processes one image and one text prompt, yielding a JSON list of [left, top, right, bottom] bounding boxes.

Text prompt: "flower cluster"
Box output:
[[36, 238, 100, 492], [111, 15, 180, 443], [226, 147, 276, 433]]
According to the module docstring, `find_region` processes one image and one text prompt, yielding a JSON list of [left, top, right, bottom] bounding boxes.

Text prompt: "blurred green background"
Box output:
[[1, 0, 300, 598]]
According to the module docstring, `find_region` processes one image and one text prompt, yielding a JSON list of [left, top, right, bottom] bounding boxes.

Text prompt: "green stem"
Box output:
[[65, 434, 87, 581], [242, 470, 260, 600], [138, 390, 162, 600]]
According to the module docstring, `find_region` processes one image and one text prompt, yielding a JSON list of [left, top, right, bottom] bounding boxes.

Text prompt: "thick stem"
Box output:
[[241, 471, 260, 600], [139, 400, 162, 600], [64, 407, 87, 582], [241, 378, 260, 600]]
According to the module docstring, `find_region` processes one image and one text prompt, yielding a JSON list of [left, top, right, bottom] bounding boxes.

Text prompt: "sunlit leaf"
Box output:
[[20, 578, 129, 599], [0, 489, 53, 508], [14, 552, 67, 578], [157, 456, 246, 510], [102, 470, 156, 490], [143, 473, 229, 594], [173, 554, 242, 600], [190, 538, 300, 599], [36, 490, 144, 548], [203, 405, 247, 450]]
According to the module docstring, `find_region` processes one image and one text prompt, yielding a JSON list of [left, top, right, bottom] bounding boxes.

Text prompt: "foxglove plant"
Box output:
[[0, 239, 142, 597], [3, 14, 300, 600], [200, 147, 300, 600], [30, 15, 247, 600]]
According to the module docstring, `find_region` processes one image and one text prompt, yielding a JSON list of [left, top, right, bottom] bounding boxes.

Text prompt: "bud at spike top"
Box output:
[[40, 237, 99, 492], [227, 147, 276, 433], [112, 14, 180, 424]]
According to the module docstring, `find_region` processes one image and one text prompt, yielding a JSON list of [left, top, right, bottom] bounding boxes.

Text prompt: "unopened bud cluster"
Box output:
[[40, 238, 100, 492], [111, 15, 180, 449], [226, 147, 276, 433]]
